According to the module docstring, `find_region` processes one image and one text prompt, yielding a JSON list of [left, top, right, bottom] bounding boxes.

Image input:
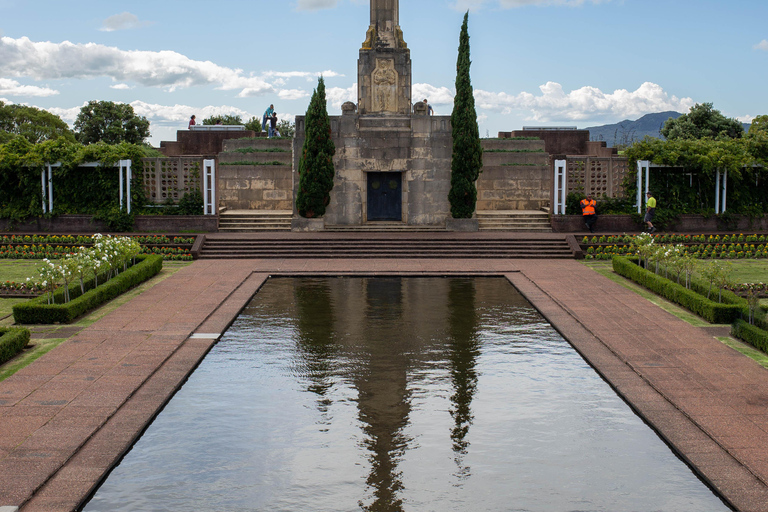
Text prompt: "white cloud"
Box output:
[[110, 83, 133, 90], [0, 78, 59, 97], [278, 89, 311, 100], [413, 83, 455, 106], [0, 36, 343, 100], [295, 0, 339, 11], [754, 40, 768, 51], [264, 70, 344, 82], [474, 81, 693, 122], [325, 84, 357, 110], [45, 104, 83, 123], [451, 0, 611, 9], [100, 12, 153, 32], [737, 114, 755, 123], [0, 36, 263, 97]]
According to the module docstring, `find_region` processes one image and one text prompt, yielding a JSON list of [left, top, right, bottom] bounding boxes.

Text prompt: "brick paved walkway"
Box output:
[[0, 257, 766, 511]]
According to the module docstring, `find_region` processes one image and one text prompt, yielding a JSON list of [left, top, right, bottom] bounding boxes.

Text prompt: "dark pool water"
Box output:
[[83, 277, 730, 512]]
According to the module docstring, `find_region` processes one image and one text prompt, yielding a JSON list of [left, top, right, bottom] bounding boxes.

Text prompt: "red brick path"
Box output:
[[0, 257, 765, 511]]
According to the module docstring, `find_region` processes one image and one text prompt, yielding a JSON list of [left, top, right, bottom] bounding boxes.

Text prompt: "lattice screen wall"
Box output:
[[141, 158, 203, 204], [565, 157, 629, 198]]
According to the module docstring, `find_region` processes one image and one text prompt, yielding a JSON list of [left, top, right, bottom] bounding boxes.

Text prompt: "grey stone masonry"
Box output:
[[294, 114, 452, 226], [476, 139, 550, 211], [217, 138, 293, 211], [358, 1, 410, 115]]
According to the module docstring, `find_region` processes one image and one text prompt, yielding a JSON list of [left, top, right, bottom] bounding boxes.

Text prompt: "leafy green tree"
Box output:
[[448, 12, 483, 219], [748, 115, 768, 136], [296, 76, 335, 218], [276, 119, 295, 138], [74, 101, 150, 145], [0, 101, 74, 144], [661, 103, 744, 140], [244, 116, 262, 133], [202, 114, 243, 125]]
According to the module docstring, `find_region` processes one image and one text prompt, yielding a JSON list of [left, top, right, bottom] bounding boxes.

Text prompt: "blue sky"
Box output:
[[1, 0, 766, 145]]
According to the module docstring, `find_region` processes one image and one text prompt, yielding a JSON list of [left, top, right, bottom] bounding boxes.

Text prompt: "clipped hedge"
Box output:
[[12, 255, 163, 324], [0, 327, 31, 365], [612, 256, 743, 324], [732, 320, 768, 353]]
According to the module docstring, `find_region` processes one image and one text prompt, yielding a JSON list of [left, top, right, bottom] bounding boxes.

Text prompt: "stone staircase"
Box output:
[[477, 210, 552, 232], [324, 222, 446, 232], [217, 210, 292, 232], [198, 235, 576, 259]]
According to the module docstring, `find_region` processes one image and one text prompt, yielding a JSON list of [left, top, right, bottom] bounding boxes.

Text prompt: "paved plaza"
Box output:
[[0, 254, 767, 511]]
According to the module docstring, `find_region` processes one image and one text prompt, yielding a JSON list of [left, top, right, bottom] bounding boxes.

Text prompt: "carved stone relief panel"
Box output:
[[372, 58, 397, 113]]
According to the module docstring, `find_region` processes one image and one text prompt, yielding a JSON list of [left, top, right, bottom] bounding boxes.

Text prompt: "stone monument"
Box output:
[[358, 0, 411, 115], [290, 0, 552, 229]]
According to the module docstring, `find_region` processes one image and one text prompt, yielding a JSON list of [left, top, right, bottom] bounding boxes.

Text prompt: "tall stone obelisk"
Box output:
[[358, 0, 411, 115]]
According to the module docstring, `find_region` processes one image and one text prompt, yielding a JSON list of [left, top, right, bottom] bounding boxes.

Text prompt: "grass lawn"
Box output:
[[584, 259, 768, 369], [0, 259, 52, 283], [0, 261, 191, 381]]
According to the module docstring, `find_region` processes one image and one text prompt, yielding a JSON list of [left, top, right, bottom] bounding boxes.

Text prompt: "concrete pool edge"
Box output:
[[507, 272, 752, 512], [1, 259, 767, 511]]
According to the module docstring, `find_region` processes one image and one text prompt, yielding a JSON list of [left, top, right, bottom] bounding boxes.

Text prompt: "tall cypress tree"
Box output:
[[297, 76, 336, 218], [449, 12, 483, 219]]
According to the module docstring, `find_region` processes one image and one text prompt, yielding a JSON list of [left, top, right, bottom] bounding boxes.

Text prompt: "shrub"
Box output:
[[12, 255, 162, 324], [732, 320, 768, 353], [0, 327, 31, 365], [612, 256, 743, 324]]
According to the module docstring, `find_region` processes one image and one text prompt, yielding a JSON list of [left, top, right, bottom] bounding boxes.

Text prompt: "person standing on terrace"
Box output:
[[262, 104, 275, 132]]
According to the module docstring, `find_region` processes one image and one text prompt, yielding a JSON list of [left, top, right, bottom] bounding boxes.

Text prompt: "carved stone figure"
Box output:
[[372, 59, 397, 112]]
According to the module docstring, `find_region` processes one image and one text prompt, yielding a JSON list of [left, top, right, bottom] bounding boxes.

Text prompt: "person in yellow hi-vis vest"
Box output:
[[645, 191, 657, 233], [580, 193, 597, 233]]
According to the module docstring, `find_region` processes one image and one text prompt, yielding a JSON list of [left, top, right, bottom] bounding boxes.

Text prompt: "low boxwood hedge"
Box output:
[[0, 327, 31, 365], [732, 320, 768, 353], [12, 255, 163, 325], [612, 256, 743, 324]]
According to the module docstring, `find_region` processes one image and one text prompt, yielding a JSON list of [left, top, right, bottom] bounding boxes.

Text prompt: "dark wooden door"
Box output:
[[367, 172, 402, 221]]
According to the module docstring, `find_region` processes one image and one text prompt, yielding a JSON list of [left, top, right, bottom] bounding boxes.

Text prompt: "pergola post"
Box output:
[[41, 168, 47, 214], [636, 160, 650, 213], [715, 170, 721, 214], [553, 159, 566, 215], [42, 163, 57, 213], [203, 159, 216, 215], [119, 160, 132, 214]]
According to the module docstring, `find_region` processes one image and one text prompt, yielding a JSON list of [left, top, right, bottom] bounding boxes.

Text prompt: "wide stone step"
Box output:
[[218, 152, 292, 164], [199, 235, 576, 259], [222, 138, 292, 151], [218, 210, 293, 232]]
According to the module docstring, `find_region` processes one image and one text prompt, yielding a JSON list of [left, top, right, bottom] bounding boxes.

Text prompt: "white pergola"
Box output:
[[553, 159, 567, 215], [41, 160, 133, 214], [636, 160, 729, 214]]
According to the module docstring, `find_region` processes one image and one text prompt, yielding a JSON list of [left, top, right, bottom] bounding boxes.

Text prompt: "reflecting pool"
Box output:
[[83, 277, 730, 512]]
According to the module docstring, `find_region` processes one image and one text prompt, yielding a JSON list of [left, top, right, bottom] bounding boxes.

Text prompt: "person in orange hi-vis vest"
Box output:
[[580, 193, 597, 233]]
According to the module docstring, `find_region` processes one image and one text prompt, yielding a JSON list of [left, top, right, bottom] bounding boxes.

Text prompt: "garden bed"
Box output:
[[581, 233, 768, 260], [0, 234, 195, 261], [12, 254, 163, 324], [612, 255, 768, 354]]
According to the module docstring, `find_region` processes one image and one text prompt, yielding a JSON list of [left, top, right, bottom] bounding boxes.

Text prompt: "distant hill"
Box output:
[[585, 111, 682, 147], [586, 112, 753, 147]]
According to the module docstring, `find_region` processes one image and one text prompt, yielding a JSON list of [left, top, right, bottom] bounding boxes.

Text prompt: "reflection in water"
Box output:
[[357, 278, 409, 512], [83, 278, 731, 512], [446, 279, 480, 479], [293, 279, 338, 414]]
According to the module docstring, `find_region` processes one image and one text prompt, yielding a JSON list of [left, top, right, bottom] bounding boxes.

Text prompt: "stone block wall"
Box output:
[[217, 138, 293, 211], [294, 113, 452, 225], [476, 139, 550, 211]]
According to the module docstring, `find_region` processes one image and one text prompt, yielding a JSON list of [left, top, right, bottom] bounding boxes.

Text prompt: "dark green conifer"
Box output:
[[296, 76, 336, 218], [449, 12, 483, 219]]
